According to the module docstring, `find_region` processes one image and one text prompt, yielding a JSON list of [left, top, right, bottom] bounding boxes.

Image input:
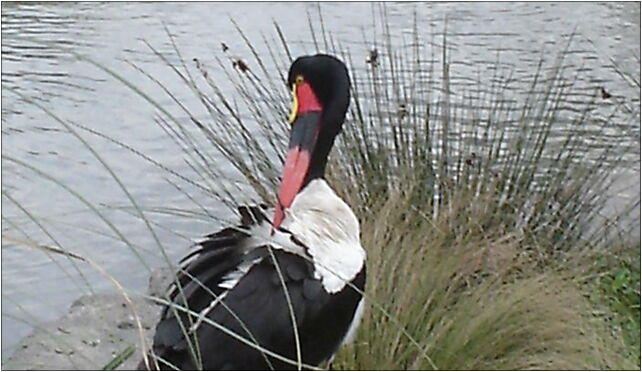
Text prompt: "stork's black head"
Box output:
[[272, 54, 351, 230], [287, 54, 350, 118]]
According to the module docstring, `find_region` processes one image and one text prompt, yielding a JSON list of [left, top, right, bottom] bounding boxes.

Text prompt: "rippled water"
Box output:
[[2, 2, 640, 354]]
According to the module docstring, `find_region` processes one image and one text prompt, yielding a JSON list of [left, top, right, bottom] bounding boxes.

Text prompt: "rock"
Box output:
[[147, 266, 175, 300], [117, 319, 135, 330], [4, 269, 170, 370]]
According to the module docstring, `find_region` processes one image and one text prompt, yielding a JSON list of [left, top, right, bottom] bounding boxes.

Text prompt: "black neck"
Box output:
[[302, 100, 347, 186], [303, 133, 337, 185], [298, 56, 350, 188]]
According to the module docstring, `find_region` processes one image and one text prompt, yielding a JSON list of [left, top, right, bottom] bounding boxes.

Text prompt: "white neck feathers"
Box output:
[[281, 179, 365, 293]]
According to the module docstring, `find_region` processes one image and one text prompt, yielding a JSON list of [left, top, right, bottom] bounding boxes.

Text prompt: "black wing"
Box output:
[[144, 206, 365, 370], [145, 206, 266, 369]]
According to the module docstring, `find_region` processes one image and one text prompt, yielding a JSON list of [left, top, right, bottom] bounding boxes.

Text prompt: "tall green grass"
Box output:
[[2, 5, 639, 370], [333, 190, 633, 370]]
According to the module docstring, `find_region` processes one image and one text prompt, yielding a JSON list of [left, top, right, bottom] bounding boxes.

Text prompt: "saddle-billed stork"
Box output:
[[141, 54, 366, 370]]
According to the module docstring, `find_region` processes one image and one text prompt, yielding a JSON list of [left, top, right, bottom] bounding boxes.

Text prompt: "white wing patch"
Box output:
[[281, 179, 366, 293], [219, 257, 263, 289]]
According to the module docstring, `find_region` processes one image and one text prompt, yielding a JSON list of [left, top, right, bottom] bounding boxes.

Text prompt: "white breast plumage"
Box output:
[[280, 179, 366, 293]]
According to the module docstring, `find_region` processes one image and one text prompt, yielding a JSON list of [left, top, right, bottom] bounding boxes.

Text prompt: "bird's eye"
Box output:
[[288, 75, 305, 125], [288, 84, 299, 125]]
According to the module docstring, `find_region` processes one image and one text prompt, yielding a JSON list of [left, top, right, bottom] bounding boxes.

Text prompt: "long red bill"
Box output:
[[272, 111, 322, 232], [272, 146, 311, 231]]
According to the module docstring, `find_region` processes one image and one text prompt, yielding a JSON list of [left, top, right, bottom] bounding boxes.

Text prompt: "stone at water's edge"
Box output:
[[5, 268, 174, 370], [5, 294, 158, 370]]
